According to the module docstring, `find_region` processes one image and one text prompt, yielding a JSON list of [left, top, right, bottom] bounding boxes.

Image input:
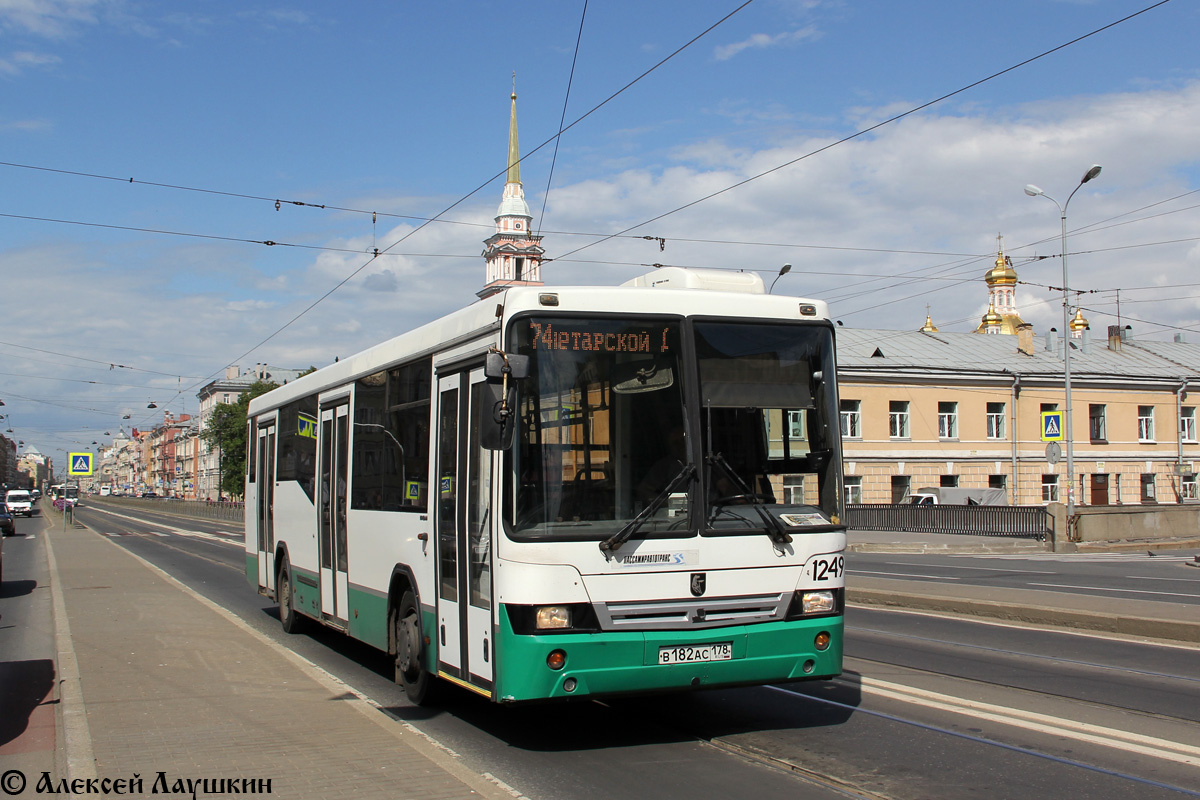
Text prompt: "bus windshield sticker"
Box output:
[[780, 512, 829, 527], [612, 550, 698, 568]]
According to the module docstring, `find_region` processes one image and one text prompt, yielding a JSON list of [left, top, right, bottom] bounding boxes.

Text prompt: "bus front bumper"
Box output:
[[494, 614, 843, 703]]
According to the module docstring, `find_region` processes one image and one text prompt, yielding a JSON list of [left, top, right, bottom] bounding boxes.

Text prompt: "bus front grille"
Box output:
[[594, 593, 789, 631]]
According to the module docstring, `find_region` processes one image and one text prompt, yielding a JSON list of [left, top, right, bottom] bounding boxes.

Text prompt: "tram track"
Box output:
[[753, 682, 1200, 799], [846, 622, 1200, 687], [843, 619, 1200, 727]]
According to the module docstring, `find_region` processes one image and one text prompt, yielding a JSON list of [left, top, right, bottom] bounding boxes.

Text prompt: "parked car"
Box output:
[[0, 503, 14, 536]]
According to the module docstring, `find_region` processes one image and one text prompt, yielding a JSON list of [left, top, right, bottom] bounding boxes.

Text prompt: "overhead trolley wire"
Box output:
[[548, 0, 1175, 264], [537, 0, 589, 238], [179, 0, 758, 396]]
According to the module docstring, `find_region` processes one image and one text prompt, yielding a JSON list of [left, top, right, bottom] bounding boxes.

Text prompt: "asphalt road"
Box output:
[[43, 503, 1200, 800], [847, 549, 1200, 606], [0, 512, 57, 781]]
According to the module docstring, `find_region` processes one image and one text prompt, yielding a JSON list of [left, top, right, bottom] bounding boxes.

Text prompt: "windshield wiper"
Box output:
[[599, 464, 695, 554], [706, 453, 792, 545]]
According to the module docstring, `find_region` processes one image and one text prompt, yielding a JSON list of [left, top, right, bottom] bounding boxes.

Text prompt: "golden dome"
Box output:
[[980, 304, 1004, 327], [919, 313, 939, 332], [984, 251, 1018, 286], [1070, 308, 1089, 332]]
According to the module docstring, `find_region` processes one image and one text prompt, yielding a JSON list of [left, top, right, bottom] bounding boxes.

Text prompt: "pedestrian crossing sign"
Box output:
[[69, 452, 94, 476], [1040, 411, 1064, 442], [297, 412, 317, 440]]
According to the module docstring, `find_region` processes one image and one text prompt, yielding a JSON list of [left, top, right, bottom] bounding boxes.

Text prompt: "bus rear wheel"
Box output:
[[394, 591, 436, 704], [278, 559, 305, 634]]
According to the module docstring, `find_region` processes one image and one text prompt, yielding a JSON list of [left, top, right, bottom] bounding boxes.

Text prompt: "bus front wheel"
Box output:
[[278, 560, 305, 634], [394, 591, 436, 704]]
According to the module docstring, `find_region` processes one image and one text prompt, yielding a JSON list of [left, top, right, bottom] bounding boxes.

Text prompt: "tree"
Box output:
[[201, 379, 277, 500]]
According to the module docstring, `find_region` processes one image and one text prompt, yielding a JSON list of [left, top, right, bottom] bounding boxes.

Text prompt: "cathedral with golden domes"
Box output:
[[921, 234, 1090, 338]]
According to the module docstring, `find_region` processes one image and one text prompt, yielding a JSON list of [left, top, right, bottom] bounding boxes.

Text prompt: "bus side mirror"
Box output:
[[481, 350, 528, 450], [485, 352, 529, 380], [479, 380, 517, 451]]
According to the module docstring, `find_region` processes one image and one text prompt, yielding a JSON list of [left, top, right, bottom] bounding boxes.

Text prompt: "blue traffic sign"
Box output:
[[1040, 411, 1064, 442], [68, 452, 94, 476]]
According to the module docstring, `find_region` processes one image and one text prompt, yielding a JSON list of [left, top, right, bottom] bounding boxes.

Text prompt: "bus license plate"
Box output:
[[658, 642, 733, 665]]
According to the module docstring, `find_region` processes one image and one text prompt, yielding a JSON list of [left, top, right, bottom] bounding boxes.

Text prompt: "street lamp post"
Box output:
[[769, 263, 792, 294], [1024, 164, 1102, 518]]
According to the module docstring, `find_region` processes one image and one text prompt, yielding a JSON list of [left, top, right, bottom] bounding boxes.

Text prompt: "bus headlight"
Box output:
[[801, 590, 835, 615], [535, 606, 572, 630]]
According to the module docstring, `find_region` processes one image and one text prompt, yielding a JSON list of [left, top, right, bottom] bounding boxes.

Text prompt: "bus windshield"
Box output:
[[506, 315, 842, 541], [694, 320, 842, 533]]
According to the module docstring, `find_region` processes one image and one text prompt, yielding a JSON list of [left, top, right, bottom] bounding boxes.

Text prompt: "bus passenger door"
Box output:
[[435, 368, 495, 693], [319, 402, 351, 626], [256, 422, 277, 592]]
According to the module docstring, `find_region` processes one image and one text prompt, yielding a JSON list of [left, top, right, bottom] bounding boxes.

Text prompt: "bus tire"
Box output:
[[278, 559, 305, 634], [394, 590, 436, 704]]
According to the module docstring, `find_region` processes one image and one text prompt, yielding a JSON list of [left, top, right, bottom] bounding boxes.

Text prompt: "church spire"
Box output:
[[479, 78, 545, 299], [507, 73, 521, 185]]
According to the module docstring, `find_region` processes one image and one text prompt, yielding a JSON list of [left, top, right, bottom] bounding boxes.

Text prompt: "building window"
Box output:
[[1182, 407, 1197, 443], [1182, 473, 1198, 502], [889, 401, 910, 439], [987, 402, 1006, 439], [840, 400, 861, 439], [844, 476, 863, 505], [938, 402, 958, 439], [1089, 404, 1107, 442], [1042, 474, 1059, 503], [1140, 473, 1157, 503], [1138, 406, 1155, 442], [891, 475, 911, 504], [787, 410, 807, 440], [989, 474, 1007, 491], [783, 474, 804, 504], [1040, 402, 1058, 414]]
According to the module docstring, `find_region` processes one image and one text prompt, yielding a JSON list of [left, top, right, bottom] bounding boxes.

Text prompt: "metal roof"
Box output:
[[835, 327, 1199, 382]]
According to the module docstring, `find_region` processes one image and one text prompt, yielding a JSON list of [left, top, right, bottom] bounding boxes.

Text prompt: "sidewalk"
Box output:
[[39, 517, 516, 800]]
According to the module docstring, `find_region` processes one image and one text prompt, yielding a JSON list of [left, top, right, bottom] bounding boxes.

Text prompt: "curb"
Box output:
[[43, 518, 98, 781], [847, 542, 1048, 555], [847, 587, 1200, 644]]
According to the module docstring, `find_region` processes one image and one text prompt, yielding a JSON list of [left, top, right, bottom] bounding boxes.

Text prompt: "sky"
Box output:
[[2, 0, 1198, 469]]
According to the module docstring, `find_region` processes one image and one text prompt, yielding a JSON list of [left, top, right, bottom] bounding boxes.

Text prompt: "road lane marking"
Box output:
[[83, 506, 241, 547], [881, 561, 1056, 574], [1124, 575, 1200, 583], [1028, 582, 1200, 600], [859, 675, 1200, 767], [852, 570, 960, 580]]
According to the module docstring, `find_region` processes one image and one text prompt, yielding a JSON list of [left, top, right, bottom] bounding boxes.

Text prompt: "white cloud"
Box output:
[[0, 117, 51, 131], [0, 49, 60, 75], [6, 75, 1200, 462], [713, 26, 820, 61], [0, 0, 105, 37]]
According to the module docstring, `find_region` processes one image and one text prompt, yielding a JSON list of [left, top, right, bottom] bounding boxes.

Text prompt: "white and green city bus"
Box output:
[[245, 267, 846, 704]]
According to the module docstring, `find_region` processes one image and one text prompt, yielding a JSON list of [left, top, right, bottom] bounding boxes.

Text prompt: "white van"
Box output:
[[5, 490, 33, 517]]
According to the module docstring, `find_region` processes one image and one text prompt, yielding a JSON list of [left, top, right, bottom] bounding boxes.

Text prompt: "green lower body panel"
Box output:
[[289, 565, 321, 619], [347, 584, 390, 652], [494, 612, 843, 703], [246, 553, 257, 587]]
